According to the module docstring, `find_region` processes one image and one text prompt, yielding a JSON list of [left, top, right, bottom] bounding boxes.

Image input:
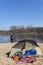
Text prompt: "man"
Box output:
[[10, 35, 14, 43]]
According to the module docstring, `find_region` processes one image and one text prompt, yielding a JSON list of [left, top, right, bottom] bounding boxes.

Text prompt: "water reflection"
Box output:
[[0, 35, 43, 43]]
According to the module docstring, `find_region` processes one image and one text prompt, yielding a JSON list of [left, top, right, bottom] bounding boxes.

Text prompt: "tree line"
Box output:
[[9, 26, 43, 39], [0, 26, 43, 39]]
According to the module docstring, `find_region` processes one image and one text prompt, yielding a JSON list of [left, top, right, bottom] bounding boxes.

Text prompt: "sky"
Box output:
[[0, 0, 43, 30]]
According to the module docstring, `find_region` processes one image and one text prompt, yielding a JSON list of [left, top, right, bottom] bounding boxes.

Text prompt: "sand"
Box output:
[[0, 42, 43, 65]]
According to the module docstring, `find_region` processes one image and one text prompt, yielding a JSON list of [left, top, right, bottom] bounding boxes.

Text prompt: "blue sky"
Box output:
[[0, 0, 43, 30]]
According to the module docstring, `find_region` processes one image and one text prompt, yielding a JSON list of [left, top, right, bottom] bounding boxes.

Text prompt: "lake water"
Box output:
[[0, 35, 43, 43], [0, 35, 10, 43]]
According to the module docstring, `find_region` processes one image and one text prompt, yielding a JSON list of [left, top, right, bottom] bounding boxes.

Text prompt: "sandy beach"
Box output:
[[0, 42, 43, 65]]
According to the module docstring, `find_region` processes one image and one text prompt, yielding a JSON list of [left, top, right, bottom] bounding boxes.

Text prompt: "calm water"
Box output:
[[0, 35, 10, 43], [0, 35, 43, 43]]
